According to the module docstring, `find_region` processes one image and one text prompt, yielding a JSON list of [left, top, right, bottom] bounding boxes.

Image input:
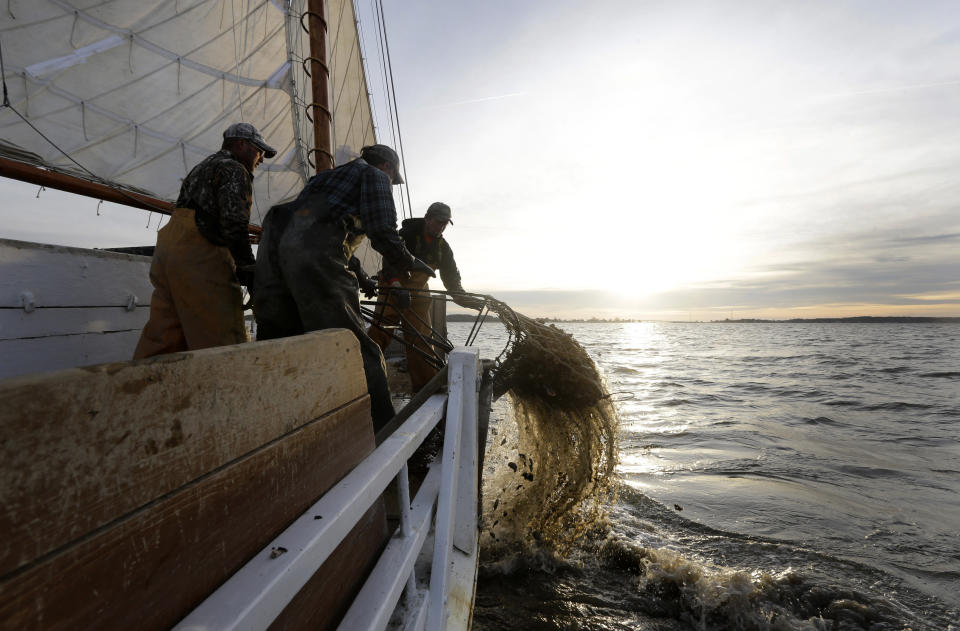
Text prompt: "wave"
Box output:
[[475, 484, 954, 630], [861, 401, 934, 411], [877, 366, 912, 374], [919, 371, 960, 379], [803, 416, 839, 425]]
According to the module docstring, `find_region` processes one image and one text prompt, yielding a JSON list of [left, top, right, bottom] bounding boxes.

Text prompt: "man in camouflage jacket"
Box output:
[[134, 123, 275, 358]]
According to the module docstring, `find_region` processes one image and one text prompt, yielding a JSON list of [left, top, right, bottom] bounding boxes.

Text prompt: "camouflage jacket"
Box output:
[[176, 149, 255, 268]]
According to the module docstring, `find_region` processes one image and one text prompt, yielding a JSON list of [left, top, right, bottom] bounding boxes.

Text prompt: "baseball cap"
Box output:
[[361, 144, 404, 184], [425, 201, 453, 224], [223, 122, 277, 159]]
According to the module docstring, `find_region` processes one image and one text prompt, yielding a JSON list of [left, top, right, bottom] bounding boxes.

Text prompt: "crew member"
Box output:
[[368, 202, 482, 392], [253, 144, 433, 431], [134, 122, 275, 358]]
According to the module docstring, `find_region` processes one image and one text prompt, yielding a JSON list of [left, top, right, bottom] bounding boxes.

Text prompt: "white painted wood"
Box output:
[[0, 238, 153, 377], [0, 330, 142, 379], [0, 306, 149, 340], [397, 464, 418, 596], [426, 353, 468, 631], [0, 238, 152, 308], [173, 395, 447, 631], [452, 349, 480, 555], [444, 536, 480, 631], [336, 465, 441, 631]]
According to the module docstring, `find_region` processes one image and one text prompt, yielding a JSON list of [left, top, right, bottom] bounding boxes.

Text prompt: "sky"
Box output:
[[3, 0, 960, 320]]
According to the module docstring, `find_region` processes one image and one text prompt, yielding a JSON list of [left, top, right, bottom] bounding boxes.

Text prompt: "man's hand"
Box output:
[[410, 257, 436, 277], [390, 281, 411, 309], [237, 264, 256, 287], [247, 224, 262, 245], [358, 274, 378, 299]]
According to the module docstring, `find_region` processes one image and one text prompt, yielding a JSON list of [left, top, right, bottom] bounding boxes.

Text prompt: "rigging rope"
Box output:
[[0, 27, 8, 107], [373, 0, 412, 218]]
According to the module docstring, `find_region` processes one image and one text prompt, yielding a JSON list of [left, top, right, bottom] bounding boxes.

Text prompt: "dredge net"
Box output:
[[478, 295, 620, 558]]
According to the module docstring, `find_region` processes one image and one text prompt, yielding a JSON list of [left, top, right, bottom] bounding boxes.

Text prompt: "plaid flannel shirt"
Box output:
[[301, 158, 414, 270], [304, 158, 397, 234]]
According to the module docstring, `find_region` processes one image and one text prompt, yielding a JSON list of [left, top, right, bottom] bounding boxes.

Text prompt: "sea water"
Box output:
[[448, 321, 959, 630]]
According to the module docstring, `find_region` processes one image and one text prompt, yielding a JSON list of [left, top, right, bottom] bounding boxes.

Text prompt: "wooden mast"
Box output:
[[306, 0, 333, 173]]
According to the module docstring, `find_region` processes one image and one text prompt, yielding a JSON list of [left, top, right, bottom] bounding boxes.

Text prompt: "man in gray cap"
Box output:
[[368, 202, 482, 392], [134, 122, 275, 358], [253, 144, 434, 431]]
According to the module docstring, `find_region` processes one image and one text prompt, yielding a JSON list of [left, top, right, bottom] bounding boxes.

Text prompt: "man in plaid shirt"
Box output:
[[254, 144, 433, 431]]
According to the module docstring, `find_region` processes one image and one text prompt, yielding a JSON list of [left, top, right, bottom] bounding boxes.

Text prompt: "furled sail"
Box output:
[[0, 0, 377, 228]]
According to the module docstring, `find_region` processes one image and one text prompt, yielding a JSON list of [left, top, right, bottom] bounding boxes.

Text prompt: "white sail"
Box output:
[[0, 0, 376, 225]]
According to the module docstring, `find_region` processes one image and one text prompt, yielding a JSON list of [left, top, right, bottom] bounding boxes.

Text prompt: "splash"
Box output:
[[596, 533, 915, 631], [480, 299, 620, 557]]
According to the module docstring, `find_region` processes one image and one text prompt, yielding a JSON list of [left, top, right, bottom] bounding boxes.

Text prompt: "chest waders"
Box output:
[[134, 208, 246, 358], [253, 193, 396, 431]]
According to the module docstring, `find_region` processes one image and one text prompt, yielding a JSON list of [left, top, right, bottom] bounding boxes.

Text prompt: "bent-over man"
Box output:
[[134, 123, 275, 358], [253, 144, 433, 431]]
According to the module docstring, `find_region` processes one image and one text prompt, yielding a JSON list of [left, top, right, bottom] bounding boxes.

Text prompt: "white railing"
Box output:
[[175, 346, 481, 631]]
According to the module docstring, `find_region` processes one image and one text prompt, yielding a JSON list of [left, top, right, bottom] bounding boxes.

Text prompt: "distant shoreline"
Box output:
[[446, 314, 960, 324], [708, 316, 960, 324]]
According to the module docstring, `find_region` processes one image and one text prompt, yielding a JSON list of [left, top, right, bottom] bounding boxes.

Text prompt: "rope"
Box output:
[[368, 0, 409, 218], [352, 0, 378, 149], [0, 29, 8, 107], [370, 0, 396, 147], [374, 0, 412, 216]]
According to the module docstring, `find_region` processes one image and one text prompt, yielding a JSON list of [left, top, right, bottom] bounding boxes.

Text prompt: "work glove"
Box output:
[[390, 281, 411, 310], [357, 273, 378, 299], [410, 257, 436, 278], [452, 292, 485, 310]]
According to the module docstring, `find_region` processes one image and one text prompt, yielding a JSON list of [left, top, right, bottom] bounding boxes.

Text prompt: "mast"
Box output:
[[306, 0, 334, 173]]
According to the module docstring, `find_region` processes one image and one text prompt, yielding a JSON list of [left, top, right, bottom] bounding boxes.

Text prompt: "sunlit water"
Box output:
[[448, 321, 960, 630]]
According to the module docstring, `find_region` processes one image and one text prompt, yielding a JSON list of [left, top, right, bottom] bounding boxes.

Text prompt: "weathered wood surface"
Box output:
[[0, 397, 382, 631], [0, 238, 152, 308], [0, 330, 367, 575]]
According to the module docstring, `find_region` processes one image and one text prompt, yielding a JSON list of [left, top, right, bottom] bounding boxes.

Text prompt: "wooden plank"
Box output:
[[0, 330, 368, 575], [0, 306, 149, 340], [0, 329, 143, 379], [0, 397, 385, 631], [0, 238, 153, 308]]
